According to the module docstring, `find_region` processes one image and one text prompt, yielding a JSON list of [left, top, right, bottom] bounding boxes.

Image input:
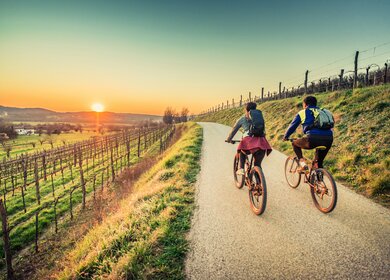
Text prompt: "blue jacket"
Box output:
[[284, 106, 333, 139]]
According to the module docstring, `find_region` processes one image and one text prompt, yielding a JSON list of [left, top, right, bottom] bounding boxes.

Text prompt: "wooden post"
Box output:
[[42, 153, 47, 181], [54, 197, 59, 234], [249, 92, 251, 102], [78, 148, 86, 209], [35, 212, 39, 253], [34, 159, 40, 205], [385, 63, 388, 84], [327, 77, 331, 92], [0, 199, 14, 279], [338, 69, 344, 89], [278, 82, 282, 99], [365, 67, 370, 86], [240, 95, 242, 107], [353, 51, 359, 88], [304, 70, 309, 94], [261, 87, 264, 101], [137, 129, 141, 157], [311, 82, 315, 93]]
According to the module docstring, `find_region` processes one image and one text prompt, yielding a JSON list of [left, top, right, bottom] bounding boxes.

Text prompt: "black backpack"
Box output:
[[248, 109, 265, 137]]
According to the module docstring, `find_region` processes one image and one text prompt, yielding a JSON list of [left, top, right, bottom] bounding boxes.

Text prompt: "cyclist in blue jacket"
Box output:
[[283, 96, 333, 171]]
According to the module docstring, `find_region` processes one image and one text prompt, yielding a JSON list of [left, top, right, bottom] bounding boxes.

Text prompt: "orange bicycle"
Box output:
[[227, 140, 267, 215], [284, 138, 337, 213]]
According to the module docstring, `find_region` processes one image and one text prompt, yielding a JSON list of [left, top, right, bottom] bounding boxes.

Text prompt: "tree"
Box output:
[[38, 138, 45, 145], [180, 107, 189, 122], [163, 107, 176, 124], [30, 142, 36, 148]]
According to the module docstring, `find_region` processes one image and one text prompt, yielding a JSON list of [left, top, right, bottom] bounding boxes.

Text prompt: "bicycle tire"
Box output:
[[233, 154, 244, 189], [310, 168, 337, 213], [249, 167, 267, 215], [284, 156, 301, 188]]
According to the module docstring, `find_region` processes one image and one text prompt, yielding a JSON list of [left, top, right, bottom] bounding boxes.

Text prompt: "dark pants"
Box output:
[[292, 135, 333, 168], [239, 149, 266, 169]]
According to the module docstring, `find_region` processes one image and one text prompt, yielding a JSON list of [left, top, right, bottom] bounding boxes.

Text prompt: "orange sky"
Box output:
[[1, 1, 389, 115]]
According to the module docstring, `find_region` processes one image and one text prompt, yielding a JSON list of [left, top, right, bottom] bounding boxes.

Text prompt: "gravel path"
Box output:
[[185, 122, 390, 280]]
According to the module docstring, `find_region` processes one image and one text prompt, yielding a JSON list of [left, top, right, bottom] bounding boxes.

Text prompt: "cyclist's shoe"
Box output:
[[236, 168, 245, 176], [297, 159, 308, 173], [316, 170, 324, 181]]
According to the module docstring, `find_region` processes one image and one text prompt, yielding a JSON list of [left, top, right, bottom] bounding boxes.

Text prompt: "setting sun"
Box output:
[[91, 103, 104, 112]]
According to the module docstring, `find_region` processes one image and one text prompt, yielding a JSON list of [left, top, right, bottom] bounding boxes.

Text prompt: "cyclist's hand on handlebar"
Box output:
[[282, 137, 288, 142], [225, 139, 231, 143]]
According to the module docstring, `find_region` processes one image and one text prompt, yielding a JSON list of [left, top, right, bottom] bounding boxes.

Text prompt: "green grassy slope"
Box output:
[[196, 85, 390, 204]]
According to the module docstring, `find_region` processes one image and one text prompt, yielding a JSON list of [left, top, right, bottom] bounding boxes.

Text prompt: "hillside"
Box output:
[[0, 106, 162, 124], [196, 85, 390, 205]]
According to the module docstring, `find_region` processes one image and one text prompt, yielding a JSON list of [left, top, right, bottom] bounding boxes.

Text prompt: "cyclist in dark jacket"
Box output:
[[283, 96, 333, 171]]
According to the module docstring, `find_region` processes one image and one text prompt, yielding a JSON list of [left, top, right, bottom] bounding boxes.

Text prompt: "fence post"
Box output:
[[261, 87, 264, 101], [0, 199, 14, 280], [137, 129, 141, 157], [385, 63, 388, 84], [78, 148, 86, 209], [353, 51, 359, 88], [365, 67, 370, 86], [35, 212, 39, 253], [338, 69, 344, 89], [34, 159, 40, 205], [304, 70, 309, 94], [278, 82, 282, 99], [240, 95, 242, 106], [249, 92, 251, 102]]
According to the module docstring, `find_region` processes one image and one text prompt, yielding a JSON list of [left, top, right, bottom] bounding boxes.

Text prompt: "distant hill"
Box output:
[[0, 106, 162, 124]]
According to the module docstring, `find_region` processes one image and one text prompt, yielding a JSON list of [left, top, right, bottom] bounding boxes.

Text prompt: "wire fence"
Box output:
[[0, 124, 175, 279], [199, 47, 390, 115]]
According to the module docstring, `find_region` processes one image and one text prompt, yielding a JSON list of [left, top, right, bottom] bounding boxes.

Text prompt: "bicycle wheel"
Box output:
[[248, 167, 267, 215], [284, 156, 301, 188], [310, 168, 337, 213], [233, 154, 244, 189]]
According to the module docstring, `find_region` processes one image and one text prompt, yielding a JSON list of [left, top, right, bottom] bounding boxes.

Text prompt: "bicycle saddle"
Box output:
[[316, 146, 327, 150]]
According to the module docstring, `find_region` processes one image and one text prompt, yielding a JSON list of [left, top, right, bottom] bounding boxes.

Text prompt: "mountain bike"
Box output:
[[226, 140, 267, 215], [284, 139, 337, 213]]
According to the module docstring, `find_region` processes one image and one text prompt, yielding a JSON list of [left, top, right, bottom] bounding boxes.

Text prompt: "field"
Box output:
[[0, 131, 100, 159], [0, 125, 175, 271], [196, 84, 390, 205]]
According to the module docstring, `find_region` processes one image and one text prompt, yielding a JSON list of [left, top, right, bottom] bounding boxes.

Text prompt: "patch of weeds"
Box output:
[[372, 102, 389, 112], [159, 171, 175, 181]]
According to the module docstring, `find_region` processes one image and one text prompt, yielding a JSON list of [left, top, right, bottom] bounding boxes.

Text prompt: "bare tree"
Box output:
[[30, 142, 36, 148], [163, 107, 176, 124], [180, 107, 189, 122], [38, 138, 45, 145]]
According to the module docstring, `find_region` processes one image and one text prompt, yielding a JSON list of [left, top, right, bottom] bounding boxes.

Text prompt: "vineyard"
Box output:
[[0, 125, 175, 277]]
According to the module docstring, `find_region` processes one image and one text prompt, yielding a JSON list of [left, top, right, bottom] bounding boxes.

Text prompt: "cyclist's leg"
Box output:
[[316, 139, 333, 168], [308, 136, 333, 168], [292, 137, 310, 159], [253, 149, 266, 168], [239, 150, 247, 169]]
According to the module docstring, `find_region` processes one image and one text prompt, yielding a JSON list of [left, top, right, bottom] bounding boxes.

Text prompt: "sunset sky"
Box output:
[[1, 0, 389, 115]]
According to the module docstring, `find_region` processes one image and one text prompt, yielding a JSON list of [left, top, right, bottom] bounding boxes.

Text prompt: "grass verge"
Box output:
[[40, 122, 203, 279]]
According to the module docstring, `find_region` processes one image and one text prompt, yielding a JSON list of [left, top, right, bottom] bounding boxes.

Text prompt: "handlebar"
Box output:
[[225, 140, 241, 144]]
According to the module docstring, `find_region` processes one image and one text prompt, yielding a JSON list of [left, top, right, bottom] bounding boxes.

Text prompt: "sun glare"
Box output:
[[91, 103, 104, 112]]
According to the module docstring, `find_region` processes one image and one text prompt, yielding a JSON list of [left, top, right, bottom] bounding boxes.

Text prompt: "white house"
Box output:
[[15, 128, 35, 135]]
